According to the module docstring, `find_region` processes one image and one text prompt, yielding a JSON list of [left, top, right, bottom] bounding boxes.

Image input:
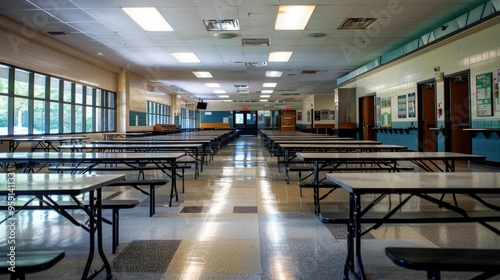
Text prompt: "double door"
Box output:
[[233, 111, 257, 135]]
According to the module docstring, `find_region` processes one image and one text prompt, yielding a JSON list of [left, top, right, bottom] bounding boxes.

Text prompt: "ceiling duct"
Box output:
[[338, 18, 377, 30], [45, 31, 69, 35], [242, 38, 271, 46], [300, 70, 319, 74], [245, 62, 267, 67]]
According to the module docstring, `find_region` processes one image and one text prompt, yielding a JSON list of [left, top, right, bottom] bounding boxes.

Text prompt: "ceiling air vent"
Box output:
[[338, 18, 377, 30], [45, 31, 69, 36], [300, 70, 319, 74], [245, 62, 267, 67], [242, 38, 271, 46], [203, 19, 240, 31]]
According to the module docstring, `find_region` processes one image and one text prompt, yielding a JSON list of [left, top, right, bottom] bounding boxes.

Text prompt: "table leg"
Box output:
[[82, 189, 112, 280], [168, 164, 178, 207], [313, 160, 320, 215], [344, 193, 367, 280]]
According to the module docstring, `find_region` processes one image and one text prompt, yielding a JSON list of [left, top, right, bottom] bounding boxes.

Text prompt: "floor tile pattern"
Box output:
[[1, 135, 500, 280]]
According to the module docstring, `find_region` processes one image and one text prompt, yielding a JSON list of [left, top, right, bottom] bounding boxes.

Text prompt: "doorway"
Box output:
[[233, 111, 258, 135], [444, 71, 471, 154], [358, 95, 376, 140], [417, 81, 437, 152]]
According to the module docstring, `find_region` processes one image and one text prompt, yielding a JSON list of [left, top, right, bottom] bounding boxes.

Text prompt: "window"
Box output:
[[146, 101, 171, 125], [0, 62, 116, 136]]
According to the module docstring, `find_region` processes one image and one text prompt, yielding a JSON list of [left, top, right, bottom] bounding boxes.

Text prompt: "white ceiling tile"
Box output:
[[0, 0, 488, 102]]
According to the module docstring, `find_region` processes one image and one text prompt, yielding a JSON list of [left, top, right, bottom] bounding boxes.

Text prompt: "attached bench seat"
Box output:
[[385, 247, 500, 280], [286, 164, 414, 184], [1, 198, 140, 254], [0, 250, 65, 280], [319, 209, 500, 224], [102, 199, 139, 254], [105, 179, 168, 217]]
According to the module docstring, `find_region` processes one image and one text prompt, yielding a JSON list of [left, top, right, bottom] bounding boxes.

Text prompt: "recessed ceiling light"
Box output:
[[269, 52, 292, 62], [193, 71, 213, 78], [263, 83, 277, 88], [259, 99, 269, 102], [265, 71, 282, 77], [205, 83, 221, 88], [260, 95, 271, 98], [223, 100, 232, 102], [122, 7, 173, 31], [218, 95, 229, 98], [213, 90, 226, 94], [172, 52, 201, 63], [261, 90, 274, 94], [275, 5, 315, 30]]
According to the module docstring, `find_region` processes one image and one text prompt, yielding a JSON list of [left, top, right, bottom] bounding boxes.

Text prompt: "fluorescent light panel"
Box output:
[[172, 52, 200, 63], [260, 95, 271, 98], [205, 83, 221, 88], [269, 51, 292, 62], [217, 95, 229, 98], [263, 83, 277, 88], [259, 99, 268, 102], [266, 71, 282, 77], [275, 5, 315, 30], [261, 90, 274, 94], [193, 71, 213, 78], [213, 90, 226, 94], [122, 7, 173, 31]]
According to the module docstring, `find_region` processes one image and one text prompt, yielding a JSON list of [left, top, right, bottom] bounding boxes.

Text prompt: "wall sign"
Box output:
[[476, 72, 493, 116]]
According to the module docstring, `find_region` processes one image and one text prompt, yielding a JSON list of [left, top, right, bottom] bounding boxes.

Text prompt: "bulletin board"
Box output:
[[476, 72, 493, 116], [129, 110, 147, 126]]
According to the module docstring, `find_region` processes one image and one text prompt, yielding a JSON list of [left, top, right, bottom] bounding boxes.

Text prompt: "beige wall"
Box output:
[[0, 16, 118, 91], [339, 16, 500, 124]]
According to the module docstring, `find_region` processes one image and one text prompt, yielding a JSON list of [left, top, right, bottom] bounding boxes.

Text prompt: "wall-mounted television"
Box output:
[[196, 102, 208, 110]]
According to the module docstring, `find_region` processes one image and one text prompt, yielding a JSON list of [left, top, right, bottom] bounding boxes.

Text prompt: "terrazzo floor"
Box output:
[[1, 134, 500, 280]]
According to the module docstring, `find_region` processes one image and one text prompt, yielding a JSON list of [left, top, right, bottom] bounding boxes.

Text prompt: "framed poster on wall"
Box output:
[[376, 97, 381, 127], [381, 97, 392, 127], [398, 94, 407, 118], [407, 92, 416, 118], [476, 72, 493, 116], [495, 69, 500, 112]]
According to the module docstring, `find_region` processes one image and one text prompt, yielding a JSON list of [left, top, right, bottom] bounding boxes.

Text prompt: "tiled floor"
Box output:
[[2, 135, 500, 280]]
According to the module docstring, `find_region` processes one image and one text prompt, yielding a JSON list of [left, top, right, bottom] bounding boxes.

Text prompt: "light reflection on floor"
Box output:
[[1, 135, 499, 280]]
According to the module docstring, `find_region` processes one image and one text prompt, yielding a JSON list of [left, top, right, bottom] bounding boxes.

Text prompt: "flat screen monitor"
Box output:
[[196, 102, 207, 110]]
